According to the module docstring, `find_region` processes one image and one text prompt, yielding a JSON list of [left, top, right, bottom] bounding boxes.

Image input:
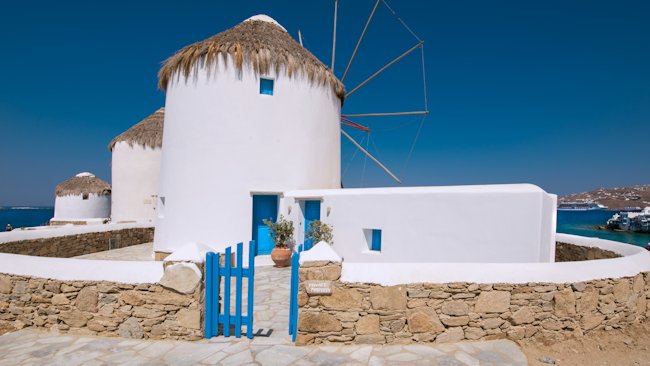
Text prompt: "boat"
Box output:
[[622, 206, 643, 212], [557, 202, 607, 211], [607, 207, 650, 233]]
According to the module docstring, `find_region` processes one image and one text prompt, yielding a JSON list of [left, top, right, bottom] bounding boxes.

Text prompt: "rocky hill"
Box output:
[[559, 185, 650, 210]]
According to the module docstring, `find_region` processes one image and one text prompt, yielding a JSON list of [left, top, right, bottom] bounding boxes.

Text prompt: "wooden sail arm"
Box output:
[[341, 128, 402, 184]]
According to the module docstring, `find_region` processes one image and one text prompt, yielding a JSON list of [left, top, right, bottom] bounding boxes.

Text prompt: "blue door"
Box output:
[[252, 195, 278, 255], [303, 200, 321, 245]]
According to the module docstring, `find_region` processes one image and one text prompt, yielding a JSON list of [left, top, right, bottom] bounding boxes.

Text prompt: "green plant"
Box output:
[[263, 215, 294, 249], [306, 220, 333, 244]]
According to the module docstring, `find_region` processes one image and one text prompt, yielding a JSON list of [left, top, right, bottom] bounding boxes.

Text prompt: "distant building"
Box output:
[[109, 108, 164, 224], [51, 172, 111, 225]]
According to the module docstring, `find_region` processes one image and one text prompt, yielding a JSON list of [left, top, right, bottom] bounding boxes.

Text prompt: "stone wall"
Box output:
[[0, 272, 203, 340], [297, 261, 649, 345], [555, 242, 621, 262], [0, 228, 154, 258]]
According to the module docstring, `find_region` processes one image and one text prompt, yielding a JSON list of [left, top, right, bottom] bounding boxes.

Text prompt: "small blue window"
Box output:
[[371, 229, 382, 251], [260, 78, 274, 95]]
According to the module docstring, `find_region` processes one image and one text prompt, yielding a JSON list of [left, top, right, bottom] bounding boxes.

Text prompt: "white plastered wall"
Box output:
[[52, 194, 111, 222], [154, 54, 341, 255], [111, 142, 162, 223], [282, 184, 557, 264]]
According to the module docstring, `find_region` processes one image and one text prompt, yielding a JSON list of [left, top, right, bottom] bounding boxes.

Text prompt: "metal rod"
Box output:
[[343, 111, 429, 118], [341, 0, 380, 82], [346, 41, 424, 98], [331, 0, 338, 72], [341, 129, 402, 184]]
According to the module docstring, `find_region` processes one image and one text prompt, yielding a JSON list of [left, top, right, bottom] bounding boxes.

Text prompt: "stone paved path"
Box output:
[[74, 243, 154, 261], [0, 328, 527, 365]]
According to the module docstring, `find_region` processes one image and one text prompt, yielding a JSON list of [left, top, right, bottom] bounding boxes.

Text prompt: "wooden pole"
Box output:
[[341, 129, 402, 184], [346, 41, 423, 98], [341, 0, 380, 82], [343, 111, 429, 118], [331, 0, 338, 72]]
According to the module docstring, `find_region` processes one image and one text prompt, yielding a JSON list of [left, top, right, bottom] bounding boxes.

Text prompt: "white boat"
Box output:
[[557, 202, 607, 211]]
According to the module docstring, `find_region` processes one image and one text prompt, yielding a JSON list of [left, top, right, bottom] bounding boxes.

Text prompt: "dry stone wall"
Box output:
[[555, 242, 621, 262], [0, 228, 154, 257], [297, 261, 650, 345], [0, 273, 203, 340]]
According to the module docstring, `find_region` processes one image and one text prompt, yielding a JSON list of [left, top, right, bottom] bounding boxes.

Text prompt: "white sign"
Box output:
[[305, 280, 332, 295]]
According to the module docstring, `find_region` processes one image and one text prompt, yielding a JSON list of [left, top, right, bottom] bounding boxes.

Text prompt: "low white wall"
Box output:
[[0, 253, 163, 283], [283, 184, 557, 263], [0, 222, 152, 244], [53, 194, 111, 221], [339, 234, 650, 285], [111, 142, 162, 224]]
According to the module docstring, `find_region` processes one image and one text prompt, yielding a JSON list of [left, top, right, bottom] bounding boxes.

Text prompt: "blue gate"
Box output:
[[288, 239, 312, 342], [205, 241, 255, 339]]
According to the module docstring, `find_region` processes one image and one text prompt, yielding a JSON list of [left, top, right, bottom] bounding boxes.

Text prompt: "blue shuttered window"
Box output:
[[260, 78, 274, 95], [371, 229, 382, 252]]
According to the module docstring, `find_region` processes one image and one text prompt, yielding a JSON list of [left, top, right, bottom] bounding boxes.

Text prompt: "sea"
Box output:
[[0, 207, 54, 230], [1, 207, 648, 248], [557, 209, 649, 248]]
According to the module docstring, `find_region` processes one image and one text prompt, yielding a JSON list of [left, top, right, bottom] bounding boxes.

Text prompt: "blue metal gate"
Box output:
[[205, 241, 255, 339], [288, 239, 312, 342]]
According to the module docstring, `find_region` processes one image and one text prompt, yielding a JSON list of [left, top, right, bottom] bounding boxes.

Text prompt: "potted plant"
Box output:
[[263, 215, 294, 267], [306, 220, 333, 246]]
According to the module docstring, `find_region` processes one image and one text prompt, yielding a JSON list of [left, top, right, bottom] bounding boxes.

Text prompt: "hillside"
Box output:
[[559, 185, 650, 210]]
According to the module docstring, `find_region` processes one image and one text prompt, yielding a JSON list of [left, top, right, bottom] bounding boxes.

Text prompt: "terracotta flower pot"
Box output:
[[271, 247, 292, 267]]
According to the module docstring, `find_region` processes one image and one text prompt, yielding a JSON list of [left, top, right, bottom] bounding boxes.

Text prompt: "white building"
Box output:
[[51, 172, 111, 225], [153, 14, 557, 263], [109, 108, 164, 224]]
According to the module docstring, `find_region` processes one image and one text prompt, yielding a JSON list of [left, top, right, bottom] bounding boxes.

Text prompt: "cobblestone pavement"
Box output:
[[4, 254, 528, 365], [74, 243, 154, 261], [0, 328, 527, 365]]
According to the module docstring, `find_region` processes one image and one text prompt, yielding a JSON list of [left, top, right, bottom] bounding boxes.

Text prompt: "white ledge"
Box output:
[[0, 253, 164, 284], [341, 234, 650, 285], [0, 223, 153, 244]]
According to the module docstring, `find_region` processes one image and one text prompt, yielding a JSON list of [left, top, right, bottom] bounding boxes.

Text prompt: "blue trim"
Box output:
[[260, 78, 274, 95], [204, 241, 255, 340], [371, 229, 382, 251], [252, 195, 278, 255], [303, 200, 321, 244], [288, 246, 301, 341], [247, 240, 255, 339]]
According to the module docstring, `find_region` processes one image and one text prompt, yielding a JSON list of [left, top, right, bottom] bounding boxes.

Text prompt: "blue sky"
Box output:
[[0, 0, 648, 206]]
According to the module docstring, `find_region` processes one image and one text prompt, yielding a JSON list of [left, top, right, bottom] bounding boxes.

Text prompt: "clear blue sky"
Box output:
[[1, 0, 648, 206]]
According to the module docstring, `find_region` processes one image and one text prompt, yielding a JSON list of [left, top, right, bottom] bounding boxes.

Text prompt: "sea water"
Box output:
[[557, 209, 649, 248], [0, 207, 54, 230], [1, 206, 648, 248]]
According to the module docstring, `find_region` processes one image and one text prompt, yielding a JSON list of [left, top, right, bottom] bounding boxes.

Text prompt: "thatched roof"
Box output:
[[108, 108, 164, 151], [55, 173, 111, 197], [158, 15, 345, 101]]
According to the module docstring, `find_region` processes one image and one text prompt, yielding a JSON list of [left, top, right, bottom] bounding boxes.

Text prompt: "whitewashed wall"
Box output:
[[52, 194, 111, 222], [283, 184, 557, 264], [111, 142, 162, 223], [0, 222, 152, 244], [340, 234, 650, 285], [154, 54, 341, 254]]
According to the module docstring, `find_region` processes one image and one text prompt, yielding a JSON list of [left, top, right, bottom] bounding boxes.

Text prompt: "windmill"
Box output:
[[326, 0, 429, 185]]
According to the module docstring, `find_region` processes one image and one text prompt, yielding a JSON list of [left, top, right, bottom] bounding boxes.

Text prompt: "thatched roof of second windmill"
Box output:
[[55, 173, 111, 197], [157, 16, 346, 101], [108, 108, 164, 151]]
